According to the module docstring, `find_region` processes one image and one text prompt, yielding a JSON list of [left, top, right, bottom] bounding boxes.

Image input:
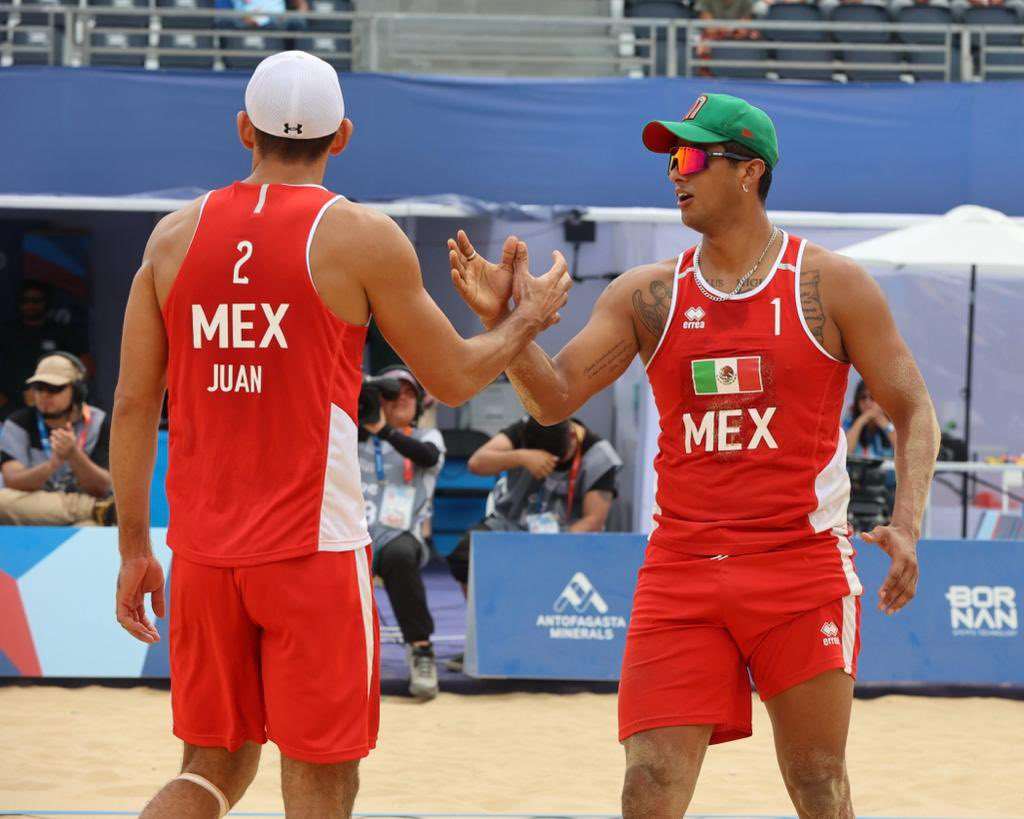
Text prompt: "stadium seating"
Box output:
[[297, 0, 352, 70], [220, 30, 288, 71], [896, 3, 954, 81], [830, 2, 903, 81], [10, 27, 55, 65], [88, 0, 150, 68], [764, 2, 833, 80], [963, 4, 1024, 79], [6, 0, 63, 65], [156, 0, 216, 70], [626, 0, 691, 77]]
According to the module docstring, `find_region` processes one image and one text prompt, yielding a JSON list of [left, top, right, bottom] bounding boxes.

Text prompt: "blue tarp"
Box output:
[[4, 67, 1023, 214]]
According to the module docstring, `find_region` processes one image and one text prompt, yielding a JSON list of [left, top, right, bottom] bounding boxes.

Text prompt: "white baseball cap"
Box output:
[[244, 50, 345, 140]]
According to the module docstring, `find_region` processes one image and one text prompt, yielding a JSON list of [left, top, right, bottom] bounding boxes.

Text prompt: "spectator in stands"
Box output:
[[0, 281, 92, 416], [216, 0, 309, 31], [844, 378, 896, 458], [358, 366, 445, 701], [0, 353, 115, 526], [694, 0, 761, 73]]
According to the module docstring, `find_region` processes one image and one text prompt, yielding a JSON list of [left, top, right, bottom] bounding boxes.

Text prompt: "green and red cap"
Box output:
[[642, 93, 780, 169]]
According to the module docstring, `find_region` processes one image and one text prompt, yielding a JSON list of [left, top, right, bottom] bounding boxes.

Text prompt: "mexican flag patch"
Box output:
[[691, 356, 763, 395]]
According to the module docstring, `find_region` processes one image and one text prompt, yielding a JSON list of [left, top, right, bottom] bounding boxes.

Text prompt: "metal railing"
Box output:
[[975, 23, 1024, 79], [0, 5, 1022, 80]]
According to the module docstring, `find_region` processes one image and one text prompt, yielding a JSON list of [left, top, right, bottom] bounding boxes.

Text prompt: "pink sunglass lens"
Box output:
[[669, 147, 707, 175]]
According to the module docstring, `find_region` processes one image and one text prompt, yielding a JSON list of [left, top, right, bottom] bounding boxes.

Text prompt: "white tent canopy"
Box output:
[[838, 205, 1024, 275], [838, 204, 1024, 537]]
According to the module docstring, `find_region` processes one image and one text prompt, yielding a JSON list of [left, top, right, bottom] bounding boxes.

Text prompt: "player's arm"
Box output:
[[342, 212, 569, 407], [478, 269, 647, 426], [110, 230, 170, 643], [111, 261, 166, 560], [821, 252, 940, 614]]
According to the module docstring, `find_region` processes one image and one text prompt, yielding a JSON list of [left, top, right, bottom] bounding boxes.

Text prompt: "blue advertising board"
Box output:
[[1, 528, 1021, 687], [856, 539, 1023, 687], [466, 533, 1024, 687], [465, 533, 646, 680]]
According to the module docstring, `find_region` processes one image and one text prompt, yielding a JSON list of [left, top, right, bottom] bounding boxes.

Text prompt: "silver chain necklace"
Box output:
[[696, 226, 779, 302]]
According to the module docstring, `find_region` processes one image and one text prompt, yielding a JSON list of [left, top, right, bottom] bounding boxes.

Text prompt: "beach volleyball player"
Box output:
[[109, 52, 569, 818], [450, 94, 940, 816]]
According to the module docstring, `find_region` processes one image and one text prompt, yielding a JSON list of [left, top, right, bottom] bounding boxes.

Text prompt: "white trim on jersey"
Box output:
[[841, 593, 858, 674], [182, 191, 212, 260], [305, 194, 343, 298], [810, 427, 852, 536], [318, 403, 372, 552], [253, 183, 269, 214], [692, 230, 789, 301], [353, 546, 375, 696], [793, 239, 845, 363], [835, 534, 863, 597], [644, 252, 686, 372]]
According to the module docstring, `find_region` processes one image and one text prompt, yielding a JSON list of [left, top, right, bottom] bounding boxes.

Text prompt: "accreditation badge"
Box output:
[[379, 484, 416, 530]]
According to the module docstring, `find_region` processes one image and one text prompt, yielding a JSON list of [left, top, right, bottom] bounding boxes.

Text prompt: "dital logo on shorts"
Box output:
[[535, 572, 626, 642], [945, 585, 1019, 637]]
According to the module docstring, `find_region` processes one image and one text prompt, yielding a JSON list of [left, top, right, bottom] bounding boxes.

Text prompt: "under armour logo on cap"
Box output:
[[283, 123, 303, 134]]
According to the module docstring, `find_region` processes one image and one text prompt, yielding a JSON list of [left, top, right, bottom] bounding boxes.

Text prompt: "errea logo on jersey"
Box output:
[[820, 620, 841, 647], [683, 306, 706, 330]]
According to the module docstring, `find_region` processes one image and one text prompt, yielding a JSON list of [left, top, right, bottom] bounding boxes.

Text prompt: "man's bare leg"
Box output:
[[281, 755, 360, 818], [621, 725, 714, 819], [141, 741, 261, 818], [765, 669, 855, 819]]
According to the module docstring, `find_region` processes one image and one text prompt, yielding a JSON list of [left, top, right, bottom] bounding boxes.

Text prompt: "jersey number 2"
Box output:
[[233, 241, 253, 285]]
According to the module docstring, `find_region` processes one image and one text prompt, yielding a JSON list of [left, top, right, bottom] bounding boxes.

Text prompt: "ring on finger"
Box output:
[[466, 251, 477, 261]]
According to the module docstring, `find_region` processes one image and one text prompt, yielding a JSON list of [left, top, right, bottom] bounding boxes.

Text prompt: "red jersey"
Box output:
[[646, 232, 851, 555], [162, 182, 370, 567]]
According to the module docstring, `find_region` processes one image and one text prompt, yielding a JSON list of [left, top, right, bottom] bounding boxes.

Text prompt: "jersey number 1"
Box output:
[[233, 241, 253, 285], [770, 297, 781, 336]]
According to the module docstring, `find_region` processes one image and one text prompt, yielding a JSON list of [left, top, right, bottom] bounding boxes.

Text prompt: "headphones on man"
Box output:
[[38, 350, 89, 405]]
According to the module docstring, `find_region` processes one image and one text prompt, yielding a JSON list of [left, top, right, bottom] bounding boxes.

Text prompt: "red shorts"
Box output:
[[169, 547, 380, 763], [618, 536, 862, 746]]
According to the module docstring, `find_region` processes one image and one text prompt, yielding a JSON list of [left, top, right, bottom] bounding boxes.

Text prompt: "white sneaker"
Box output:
[[406, 644, 439, 700]]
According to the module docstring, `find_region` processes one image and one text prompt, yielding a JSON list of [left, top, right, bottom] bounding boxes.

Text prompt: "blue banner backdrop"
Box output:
[[3, 68, 1024, 215], [466, 533, 1023, 686], [0, 528, 1021, 685]]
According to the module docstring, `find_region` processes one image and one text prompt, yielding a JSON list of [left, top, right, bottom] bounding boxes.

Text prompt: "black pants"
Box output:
[[373, 532, 434, 645], [445, 521, 494, 586]]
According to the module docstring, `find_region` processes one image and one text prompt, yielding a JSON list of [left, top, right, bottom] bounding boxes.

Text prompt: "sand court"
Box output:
[[1, 685, 1021, 817]]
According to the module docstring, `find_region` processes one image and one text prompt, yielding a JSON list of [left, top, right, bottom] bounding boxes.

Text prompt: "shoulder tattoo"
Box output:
[[631, 278, 672, 339], [799, 270, 826, 348]]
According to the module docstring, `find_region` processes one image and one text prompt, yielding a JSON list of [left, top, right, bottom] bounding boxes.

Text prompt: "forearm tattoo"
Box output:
[[583, 339, 632, 381], [631, 279, 671, 338], [800, 270, 827, 348]]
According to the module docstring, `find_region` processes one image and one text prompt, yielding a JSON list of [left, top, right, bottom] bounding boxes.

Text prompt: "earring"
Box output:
[[743, 184, 749, 193]]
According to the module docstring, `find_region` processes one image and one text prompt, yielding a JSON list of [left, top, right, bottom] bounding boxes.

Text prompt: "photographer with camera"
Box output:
[[358, 366, 445, 700], [0, 352, 115, 526]]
